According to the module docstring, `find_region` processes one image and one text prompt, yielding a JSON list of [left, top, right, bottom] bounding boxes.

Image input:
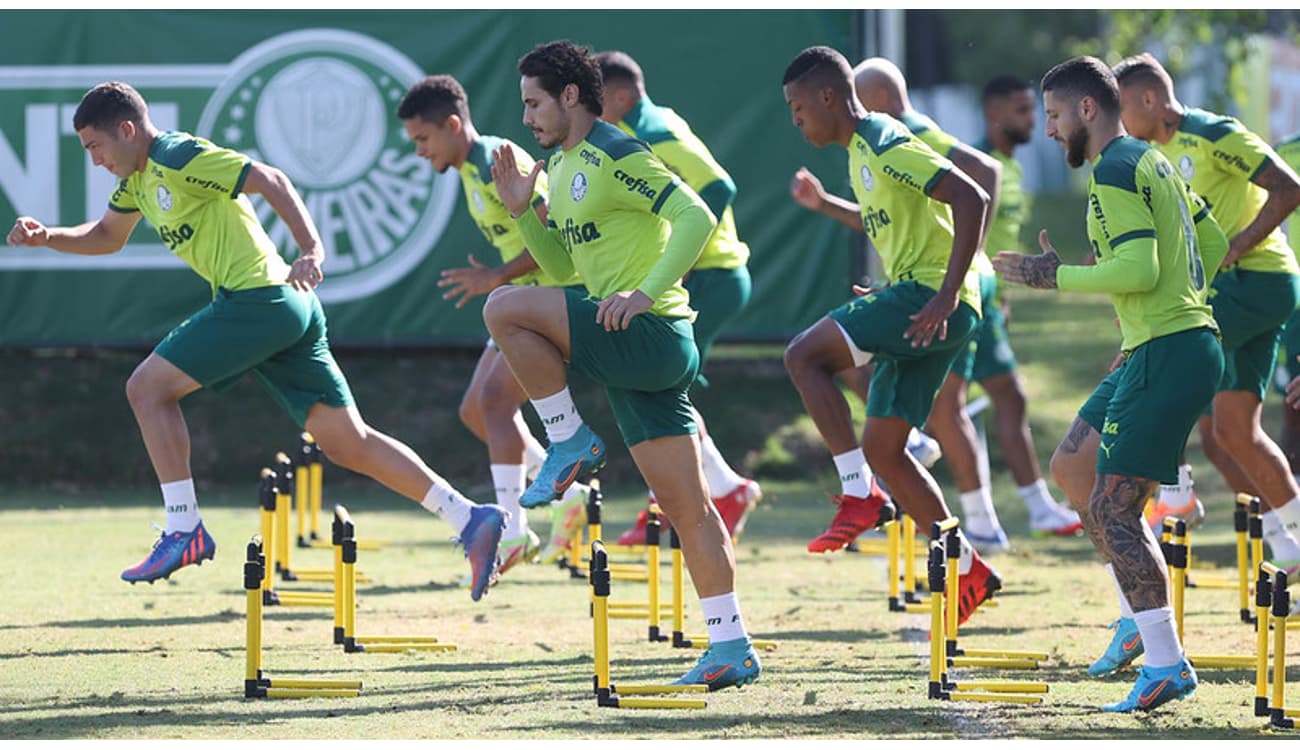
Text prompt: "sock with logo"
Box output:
[[833, 448, 872, 497], [162, 479, 201, 534], [532, 387, 581, 445], [1133, 606, 1183, 668], [699, 591, 749, 644], [420, 476, 477, 536], [1263, 498, 1300, 561], [491, 464, 528, 538]]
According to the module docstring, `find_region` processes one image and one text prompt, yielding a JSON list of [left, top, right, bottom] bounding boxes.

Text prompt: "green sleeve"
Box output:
[[1057, 236, 1158, 293], [651, 138, 736, 218], [175, 145, 251, 199], [514, 208, 575, 281], [1192, 196, 1228, 284], [637, 184, 717, 302]]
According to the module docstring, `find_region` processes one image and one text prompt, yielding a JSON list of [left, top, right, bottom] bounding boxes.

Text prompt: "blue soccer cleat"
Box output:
[[1101, 658, 1197, 713], [672, 637, 761, 691], [520, 425, 606, 509], [457, 504, 507, 602], [1088, 617, 1144, 677], [121, 521, 216, 584]]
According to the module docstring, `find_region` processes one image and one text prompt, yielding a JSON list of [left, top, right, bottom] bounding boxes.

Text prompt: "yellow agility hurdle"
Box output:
[[333, 505, 456, 654], [295, 433, 385, 552], [1166, 519, 1257, 670], [666, 526, 778, 653], [562, 480, 649, 583], [243, 536, 361, 699], [589, 541, 708, 709], [1163, 495, 1260, 625], [927, 517, 1048, 704], [256, 469, 333, 608], [1254, 563, 1299, 729]]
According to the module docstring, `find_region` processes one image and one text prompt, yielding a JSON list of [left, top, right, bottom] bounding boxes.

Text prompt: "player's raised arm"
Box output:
[[7, 209, 139, 256], [790, 167, 863, 231], [241, 161, 325, 291]]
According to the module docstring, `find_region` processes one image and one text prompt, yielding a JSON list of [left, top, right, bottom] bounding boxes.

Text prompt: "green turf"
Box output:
[[2, 286, 1299, 738]]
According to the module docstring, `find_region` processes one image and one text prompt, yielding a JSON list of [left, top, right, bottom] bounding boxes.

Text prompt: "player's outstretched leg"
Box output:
[[305, 403, 505, 601]]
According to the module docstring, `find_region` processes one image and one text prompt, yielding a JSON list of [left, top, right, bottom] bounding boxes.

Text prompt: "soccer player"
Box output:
[[593, 50, 762, 545], [1114, 53, 1300, 568], [484, 40, 759, 689], [993, 56, 1227, 712], [971, 74, 1085, 540], [854, 58, 1079, 550], [782, 46, 1000, 623], [1276, 133, 1300, 485], [397, 75, 590, 573], [6, 82, 507, 599]]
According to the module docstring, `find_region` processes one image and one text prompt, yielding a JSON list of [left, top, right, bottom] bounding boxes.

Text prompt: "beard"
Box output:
[[1006, 125, 1032, 146], [1065, 125, 1089, 168]]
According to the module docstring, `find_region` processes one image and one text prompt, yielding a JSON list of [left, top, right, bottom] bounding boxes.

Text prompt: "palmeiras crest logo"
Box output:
[[571, 172, 589, 202], [157, 185, 173, 211], [860, 165, 874, 192], [1178, 154, 1195, 181], [197, 29, 457, 303]]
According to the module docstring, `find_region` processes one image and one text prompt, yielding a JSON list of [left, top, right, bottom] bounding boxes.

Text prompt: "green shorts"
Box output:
[[1077, 327, 1222, 485], [155, 285, 354, 427], [827, 281, 980, 428], [1210, 268, 1300, 399], [949, 272, 1018, 382], [564, 288, 699, 447], [1281, 306, 1300, 385], [683, 265, 752, 387]]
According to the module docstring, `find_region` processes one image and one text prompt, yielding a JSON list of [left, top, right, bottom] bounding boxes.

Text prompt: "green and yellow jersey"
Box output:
[[975, 138, 1028, 253], [1058, 136, 1227, 352], [513, 120, 716, 319], [108, 131, 289, 295], [1155, 108, 1298, 275], [847, 113, 981, 313], [458, 136, 577, 287], [614, 96, 749, 271], [897, 110, 994, 275], [1277, 132, 1300, 257]]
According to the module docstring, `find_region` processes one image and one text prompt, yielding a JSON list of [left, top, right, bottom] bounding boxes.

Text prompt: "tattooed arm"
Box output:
[[992, 229, 1062, 290]]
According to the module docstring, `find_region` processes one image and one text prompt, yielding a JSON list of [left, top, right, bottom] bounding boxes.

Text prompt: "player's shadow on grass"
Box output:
[[0, 609, 276, 631]]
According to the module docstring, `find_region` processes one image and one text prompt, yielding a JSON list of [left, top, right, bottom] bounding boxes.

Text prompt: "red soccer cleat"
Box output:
[[957, 551, 1003, 625], [807, 479, 895, 553], [713, 479, 762, 540]]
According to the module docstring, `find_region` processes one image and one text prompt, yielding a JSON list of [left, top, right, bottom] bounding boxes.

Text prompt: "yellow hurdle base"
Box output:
[[1187, 654, 1255, 669], [262, 688, 361, 699], [959, 648, 1049, 661], [601, 696, 707, 710], [614, 684, 709, 695], [354, 635, 448, 644], [949, 657, 1040, 670], [353, 643, 457, 653], [952, 681, 1049, 694], [678, 634, 778, 651], [266, 678, 363, 689], [948, 692, 1044, 704]]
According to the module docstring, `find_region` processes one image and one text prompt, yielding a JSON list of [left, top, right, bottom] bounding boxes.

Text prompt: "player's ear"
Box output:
[[445, 114, 463, 135], [562, 83, 580, 109], [119, 119, 136, 141]]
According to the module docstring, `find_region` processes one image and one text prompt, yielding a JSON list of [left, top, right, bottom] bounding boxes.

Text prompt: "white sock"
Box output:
[[1017, 479, 1057, 517], [561, 481, 588, 502], [1158, 464, 1194, 510], [519, 413, 547, 480], [958, 486, 1002, 537], [532, 387, 581, 444], [491, 464, 528, 538], [700, 431, 745, 497], [1262, 500, 1300, 560], [420, 476, 477, 536], [833, 448, 872, 497], [699, 591, 749, 644], [1106, 563, 1135, 618], [1133, 606, 1183, 668], [957, 532, 974, 575], [162, 479, 200, 534]]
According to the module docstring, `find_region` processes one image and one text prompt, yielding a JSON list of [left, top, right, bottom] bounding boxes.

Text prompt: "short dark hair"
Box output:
[[981, 74, 1032, 105], [1040, 56, 1120, 116], [397, 75, 470, 123], [73, 81, 148, 132], [782, 46, 853, 98], [1112, 52, 1172, 91], [594, 50, 644, 90], [518, 40, 603, 116]]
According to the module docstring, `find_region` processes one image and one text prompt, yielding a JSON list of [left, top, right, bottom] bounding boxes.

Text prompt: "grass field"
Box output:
[[3, 288, 1299, 739]]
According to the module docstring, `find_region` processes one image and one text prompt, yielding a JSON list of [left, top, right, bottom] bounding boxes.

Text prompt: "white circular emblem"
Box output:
[[196, 29, 457, 304], [1178, 155, 1195, 181], [156, 185, 173, 212], [860, 165, 874, 192], [472, 190, 486, 214], [571, 172, 589, 202]]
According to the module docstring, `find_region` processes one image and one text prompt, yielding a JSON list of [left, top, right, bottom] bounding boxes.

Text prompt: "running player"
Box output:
[[397, 75, 590, 573], [6, 82, 506, 598], [593, 50, 762, 545], [855, 58, 1079, 550], [783, 46, 1000, 624], [1114, 53, 1300, 568], [994, 56, 1227, 711], [484, 40, 759, 689]]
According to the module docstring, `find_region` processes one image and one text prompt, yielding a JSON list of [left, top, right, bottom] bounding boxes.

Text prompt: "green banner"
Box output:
[[0, 10, 856, 346]]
